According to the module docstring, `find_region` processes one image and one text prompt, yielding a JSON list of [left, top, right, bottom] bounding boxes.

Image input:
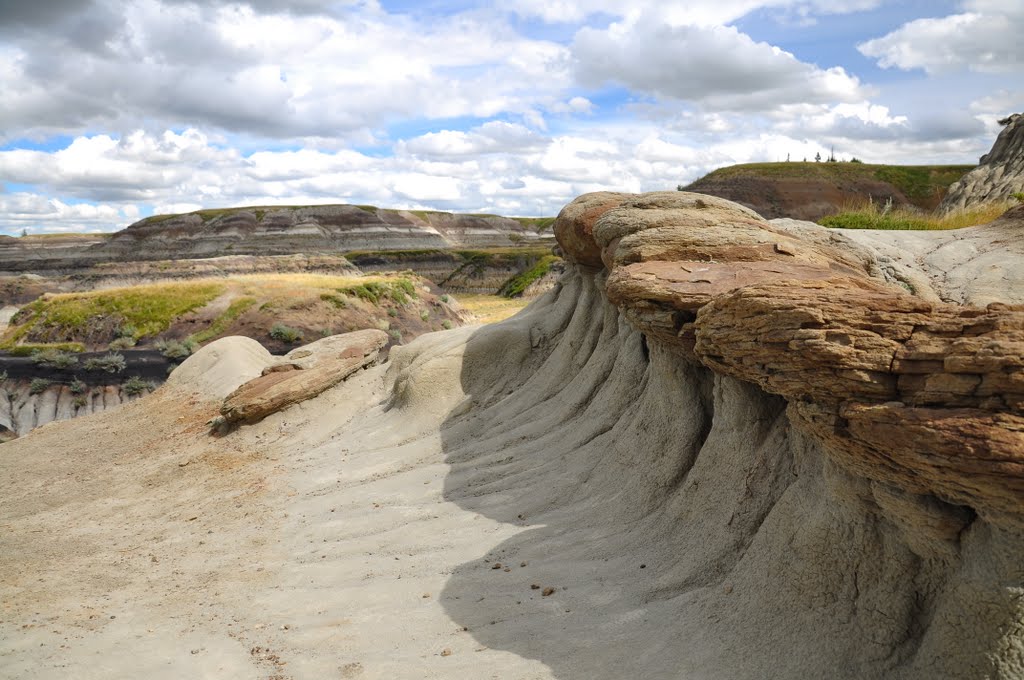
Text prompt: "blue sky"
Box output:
[[0, 0, 1021, 234]]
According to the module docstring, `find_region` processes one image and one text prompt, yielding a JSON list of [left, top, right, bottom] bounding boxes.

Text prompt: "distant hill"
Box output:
[[681, 162, 973, 221], [93, 204, 555, 260]]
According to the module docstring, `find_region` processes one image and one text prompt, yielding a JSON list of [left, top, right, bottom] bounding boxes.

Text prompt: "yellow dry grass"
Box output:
[[456, 294, 531, 324]]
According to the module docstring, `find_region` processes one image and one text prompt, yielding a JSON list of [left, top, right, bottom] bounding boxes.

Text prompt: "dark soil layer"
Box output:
[[0, 350, 170, 384]]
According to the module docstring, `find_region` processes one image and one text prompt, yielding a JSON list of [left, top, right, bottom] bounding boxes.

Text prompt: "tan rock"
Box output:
[[552, 191, 631, 267], [556, 190, 1024, 524], [221, 329, 388, 425]]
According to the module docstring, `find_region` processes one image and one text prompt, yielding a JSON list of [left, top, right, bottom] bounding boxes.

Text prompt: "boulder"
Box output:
[[220, 329, 388, 425]]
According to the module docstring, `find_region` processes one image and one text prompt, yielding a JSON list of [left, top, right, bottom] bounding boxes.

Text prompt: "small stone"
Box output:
[[491, 563, 502, 570], [530, 584, 540, 590], [542, 587, 555, 597], [520, 562, 527, 567], [440, 648, 452, 657]]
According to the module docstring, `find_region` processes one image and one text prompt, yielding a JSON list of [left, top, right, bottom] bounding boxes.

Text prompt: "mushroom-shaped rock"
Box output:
[[566, 189, 1024, 527], [221, 329, 388, 425], [552, 191, 631, 267]]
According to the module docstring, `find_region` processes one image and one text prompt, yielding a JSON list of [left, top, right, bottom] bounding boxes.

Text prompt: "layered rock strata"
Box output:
[[941, 113, 1024, 212], [92, 205, 553, 262], [557, 191, 1024, 527]]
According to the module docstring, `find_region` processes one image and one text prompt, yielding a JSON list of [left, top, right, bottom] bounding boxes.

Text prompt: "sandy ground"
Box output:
[[0, 339, 554, 679]]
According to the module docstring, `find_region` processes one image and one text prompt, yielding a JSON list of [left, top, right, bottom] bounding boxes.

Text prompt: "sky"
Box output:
[[0, 0, 1022, 235]]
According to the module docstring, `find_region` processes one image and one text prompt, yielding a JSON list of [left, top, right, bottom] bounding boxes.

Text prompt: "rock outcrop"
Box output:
[[0, 380, 153, 437], [2, 191, 1023, 679], [220, 329, 387, 425], [941, 113, 1024, 212]]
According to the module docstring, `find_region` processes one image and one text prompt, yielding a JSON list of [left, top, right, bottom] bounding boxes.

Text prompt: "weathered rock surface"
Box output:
[[220, 329, 387, 424], [0, 380, 152, 436], [3, 191, 1024, 679], [941, 113, 1024, 212], [574, 190, 1024, 528]]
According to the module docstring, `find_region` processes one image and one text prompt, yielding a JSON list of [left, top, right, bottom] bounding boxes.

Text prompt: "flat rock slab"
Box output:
[[221, 329, 388, 424]]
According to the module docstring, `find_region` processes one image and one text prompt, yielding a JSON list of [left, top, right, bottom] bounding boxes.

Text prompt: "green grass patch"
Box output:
[[336, 278, 416, 306], [187, 296, 258, 346], [2, 281, 223, 347], [5, 342, 86, 356], [819, 201, 1014, 231], [270, 323, 303, 344], [512, 216, 556, 233], [498, 255, 560, 297]]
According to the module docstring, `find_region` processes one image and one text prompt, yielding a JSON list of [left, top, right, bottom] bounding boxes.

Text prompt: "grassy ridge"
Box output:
[[694, 162, 973, 205], [3, 281, 224, 347]]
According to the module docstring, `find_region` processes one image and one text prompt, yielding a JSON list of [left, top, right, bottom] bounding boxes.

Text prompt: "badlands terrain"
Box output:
[[1, 188, 1023, 678]]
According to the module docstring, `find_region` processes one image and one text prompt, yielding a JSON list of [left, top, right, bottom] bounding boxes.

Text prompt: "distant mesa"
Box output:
[[681, 161, 973, 222], [92, 204, 556, 260]]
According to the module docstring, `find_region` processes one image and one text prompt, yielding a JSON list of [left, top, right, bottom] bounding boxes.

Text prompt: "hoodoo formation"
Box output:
[[942, 113, 1024, 213], [1, 192, 1022, 678]]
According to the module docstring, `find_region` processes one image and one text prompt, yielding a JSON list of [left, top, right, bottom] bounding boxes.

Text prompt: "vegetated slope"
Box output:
[[682, 162, 972, 220], [1, 273, 464, 355], [0, 272, 468, 437], [2, 191, 1022, 678]]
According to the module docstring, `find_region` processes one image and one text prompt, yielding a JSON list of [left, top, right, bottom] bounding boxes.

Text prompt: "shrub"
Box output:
[[30, 348, 79, 369], [83, 352, 127, 373], [441, 320, 453, 330], [117, 324, 138, 339], [108, 336, 136, 350], [72, 395, 88, 409], [0, 370, 6, 383], [498, 255, 560, 298], [29, 378, 52, 394], [387, 307, 398, 317], [388, 329, 403, 343], [68, 378, 87, 394], [440, 294, 450, 303], [269, 323, 303, 343], [155, 338, 196, 360], [320, 293, 348, 309], [420, 309, 430, 321], [1013, 192, 1024, 203], [122, 375, 155, 396], [187, 296, 257, 345]]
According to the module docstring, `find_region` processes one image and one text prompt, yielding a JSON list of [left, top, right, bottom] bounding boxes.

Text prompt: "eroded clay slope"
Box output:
[[1, 192, 1022, 679]]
